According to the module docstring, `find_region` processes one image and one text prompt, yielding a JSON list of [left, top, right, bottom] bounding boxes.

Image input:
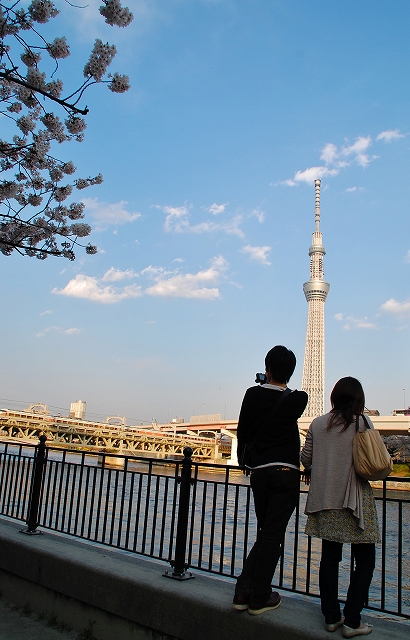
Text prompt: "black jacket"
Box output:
[[237, 386, 308, 468]]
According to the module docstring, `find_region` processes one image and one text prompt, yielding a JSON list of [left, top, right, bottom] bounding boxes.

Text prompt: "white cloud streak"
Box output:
[[249, 207, 265, 223], [52, 275, 142, 304], [334, 313, 376, 330], [36, 326, 82, 338], [52, 257, 229, 303], [279, 129, 404, 186], [82, 197, 141, 228], [376, 129, 405, 143], [145, 256, 228, 299], [380, 298, 410, 318], [241, 245, 271, 265], [157, 204, 244, 237], [207, 203, 228, 215], [102, 267, 138, 282]]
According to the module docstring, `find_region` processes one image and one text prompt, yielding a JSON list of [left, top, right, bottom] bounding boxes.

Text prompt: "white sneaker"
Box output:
[[325, 618, 344, 632], [342, 623, 373, 638]]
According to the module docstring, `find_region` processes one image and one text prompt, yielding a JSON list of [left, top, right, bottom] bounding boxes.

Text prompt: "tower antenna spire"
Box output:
[[315, 178, 321, 232], [301, 179, 330, 417]]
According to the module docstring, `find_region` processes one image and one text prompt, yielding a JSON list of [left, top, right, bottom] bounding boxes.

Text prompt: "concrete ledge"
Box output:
[[0, 517, 408, 640]]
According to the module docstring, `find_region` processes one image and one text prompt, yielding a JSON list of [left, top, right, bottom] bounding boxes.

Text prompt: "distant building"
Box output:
[[190, 414, 221, 424], [392, 408, 410, 416], [364, 408, 380, 416], [69, 400, 86, 420]]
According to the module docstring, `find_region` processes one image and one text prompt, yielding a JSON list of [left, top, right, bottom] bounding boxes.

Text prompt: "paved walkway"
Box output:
[[0, 597, 78, 640]]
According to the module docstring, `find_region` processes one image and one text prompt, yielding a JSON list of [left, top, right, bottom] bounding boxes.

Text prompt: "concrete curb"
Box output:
[[0, 518, 408, 640]]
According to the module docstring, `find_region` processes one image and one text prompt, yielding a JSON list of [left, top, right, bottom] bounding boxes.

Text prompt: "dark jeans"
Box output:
[[319, 539, 376, 628], [235, 466, 300, 606]]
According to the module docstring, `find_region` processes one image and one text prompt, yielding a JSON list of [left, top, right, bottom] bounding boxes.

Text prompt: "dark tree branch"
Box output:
[[0, 70, 89, 115]]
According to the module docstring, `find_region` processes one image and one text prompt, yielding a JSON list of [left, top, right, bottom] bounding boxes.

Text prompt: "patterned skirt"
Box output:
[[305, 479, 380, 544]]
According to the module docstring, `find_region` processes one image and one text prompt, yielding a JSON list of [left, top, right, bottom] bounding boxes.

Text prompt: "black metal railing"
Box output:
[[0, 439, 409, 618]]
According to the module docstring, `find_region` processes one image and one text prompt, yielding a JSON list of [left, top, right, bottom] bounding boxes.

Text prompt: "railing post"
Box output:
[[20, 435, 47, 535], [164, 446, 195, 580]]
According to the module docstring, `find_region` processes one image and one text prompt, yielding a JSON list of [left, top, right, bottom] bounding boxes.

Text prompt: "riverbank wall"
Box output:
[[0, 517, 408, 640]]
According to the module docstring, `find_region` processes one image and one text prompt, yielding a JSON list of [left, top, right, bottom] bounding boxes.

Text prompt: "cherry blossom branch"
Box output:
[[0, 70, 89, 115]]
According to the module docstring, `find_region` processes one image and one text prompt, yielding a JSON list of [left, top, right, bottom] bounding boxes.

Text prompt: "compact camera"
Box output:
[[255, 373, 267, 384]]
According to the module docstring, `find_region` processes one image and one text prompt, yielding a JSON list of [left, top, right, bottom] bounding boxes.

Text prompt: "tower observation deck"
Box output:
[[301, 179, 330, 417]]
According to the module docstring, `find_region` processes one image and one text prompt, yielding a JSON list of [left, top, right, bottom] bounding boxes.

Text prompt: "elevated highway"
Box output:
[[0, 409, 223, 462]]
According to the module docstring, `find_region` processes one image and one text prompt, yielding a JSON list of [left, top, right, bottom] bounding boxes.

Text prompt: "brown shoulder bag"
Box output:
[[352, 414, 393, 481]]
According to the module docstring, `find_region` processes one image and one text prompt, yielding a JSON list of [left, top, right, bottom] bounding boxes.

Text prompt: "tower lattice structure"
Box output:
[[301, 179, 330, 417]]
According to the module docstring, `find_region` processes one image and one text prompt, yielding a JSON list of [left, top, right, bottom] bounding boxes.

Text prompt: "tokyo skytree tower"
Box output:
[[301, 179, 330, 417]]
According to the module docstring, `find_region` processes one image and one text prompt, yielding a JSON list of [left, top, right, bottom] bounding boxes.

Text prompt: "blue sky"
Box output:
[[1, 0, 410, 422]]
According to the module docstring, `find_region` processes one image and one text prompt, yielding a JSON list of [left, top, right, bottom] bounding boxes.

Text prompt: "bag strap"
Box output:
[[355, 414, 371, 432]]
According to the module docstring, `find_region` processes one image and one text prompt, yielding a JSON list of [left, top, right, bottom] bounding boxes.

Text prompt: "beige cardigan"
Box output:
[[301, 413, 373, 530]]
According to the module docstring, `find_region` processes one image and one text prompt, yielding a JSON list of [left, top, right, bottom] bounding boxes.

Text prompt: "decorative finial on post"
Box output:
[[163, 446, 195, 581], [314, 179, 321, 232]]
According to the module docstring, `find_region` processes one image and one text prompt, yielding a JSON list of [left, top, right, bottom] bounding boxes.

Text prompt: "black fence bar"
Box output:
[[164, 446, 194, 580], [21, 435, 47, 534], [0, 438, 408, 618]]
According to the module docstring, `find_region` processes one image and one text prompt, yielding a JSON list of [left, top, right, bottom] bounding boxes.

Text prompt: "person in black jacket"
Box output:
[[233, 345, 308, 615]]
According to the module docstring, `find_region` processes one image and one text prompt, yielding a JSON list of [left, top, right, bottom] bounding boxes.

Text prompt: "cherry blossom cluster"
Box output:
[[0, 0, 133, 260], [28, 0, 59, 24], [109, 72, 130, 93], [84, 39, 117, 83], [46, 36, 70, 60], [99, 0, 133, 28]]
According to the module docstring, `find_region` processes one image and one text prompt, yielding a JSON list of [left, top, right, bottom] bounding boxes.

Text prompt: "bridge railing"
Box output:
[[0, 439, 409, 618]]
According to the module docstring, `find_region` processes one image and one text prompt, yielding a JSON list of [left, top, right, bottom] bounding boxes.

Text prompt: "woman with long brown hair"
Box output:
[[301, 377, 380, 638]]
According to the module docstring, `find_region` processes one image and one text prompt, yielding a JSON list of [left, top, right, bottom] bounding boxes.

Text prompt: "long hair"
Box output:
[[327, 377, 365, 431]]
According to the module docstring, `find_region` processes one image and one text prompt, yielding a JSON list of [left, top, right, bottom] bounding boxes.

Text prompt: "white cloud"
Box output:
[[241, 245, 271, 265], [82, 198, 141, 228], [376, 129, 405, 143], [279, 135, 380, 186], [405, 250, 410, 263], [320, 143, 338, 164], [141, 265, 171, 278], [221, 215, 245, 238], [52, 274, 142, 304], [345, 187, 357, 192], [380, 298, 410, 318], [52, 257, 229, 304], [160, 204, 191, 233], [102, 267, 138, 282], [157, 204, 244, 237], [249, 207, 265, 223], [291, 166, 339, 185], [173, 257, 184, 263], [355, 320, 377, 329], [340, 136, 375, 167], [40, 310, 52, 316], [207, 203, 228, 215], [36, 326, 82, 338], [145, 256, 228, 300], [334, 313, 376, 330]]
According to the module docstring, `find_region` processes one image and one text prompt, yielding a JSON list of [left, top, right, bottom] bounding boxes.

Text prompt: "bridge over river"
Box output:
[[0, 406, 408, 464], [0, 408, 226, 462]]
